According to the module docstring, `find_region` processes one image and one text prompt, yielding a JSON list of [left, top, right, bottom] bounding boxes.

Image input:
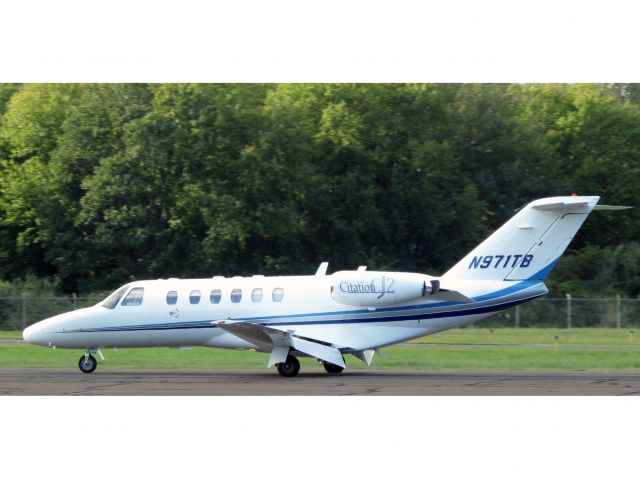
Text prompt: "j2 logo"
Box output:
[[339, 276, 396, 299], [468, 254, 533, 269]]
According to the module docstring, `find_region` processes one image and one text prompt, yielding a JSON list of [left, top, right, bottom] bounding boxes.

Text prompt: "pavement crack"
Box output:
[[617, 390, 640, 396], [73, 381, 128, 394]]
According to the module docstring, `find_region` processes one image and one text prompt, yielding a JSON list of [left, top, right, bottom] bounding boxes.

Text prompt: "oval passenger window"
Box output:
[[189, 290, 201, 304], [210, 289, 222, 304], [272, 287, 284, 302], [166, 291, 178, 305], [251, 288, 263, 303], [230, 289, 242, 303]]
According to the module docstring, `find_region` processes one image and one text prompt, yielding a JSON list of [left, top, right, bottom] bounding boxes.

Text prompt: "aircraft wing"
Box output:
[[214, 320, 346, 368]]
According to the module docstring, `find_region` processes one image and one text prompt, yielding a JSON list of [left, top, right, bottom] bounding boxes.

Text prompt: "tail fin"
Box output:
[[442, 196, 600, 281]]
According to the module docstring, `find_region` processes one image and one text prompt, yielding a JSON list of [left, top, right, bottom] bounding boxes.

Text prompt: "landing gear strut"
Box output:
[[323, 361, 344, 374], [78, 352, 97, 373], [276, 355, 300, 377]]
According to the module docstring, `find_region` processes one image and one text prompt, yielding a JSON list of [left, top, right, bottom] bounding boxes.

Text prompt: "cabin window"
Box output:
[[102, 285, 129, 309], [230, 288, 242, 303], [210, 289, 222, 304], [121, 287, 144, 306], [166, 291, 178, 305], [272, 287, 284, 302], [189, 290, 201, 304], [251, 288, 263, 303]]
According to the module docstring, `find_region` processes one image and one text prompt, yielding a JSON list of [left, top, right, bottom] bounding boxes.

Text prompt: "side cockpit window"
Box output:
[[101, 285, 129, 309], [121, 287, 144, 306]]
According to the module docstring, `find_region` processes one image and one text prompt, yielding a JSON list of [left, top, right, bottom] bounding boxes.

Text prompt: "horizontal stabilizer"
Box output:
[[594, 204, 633, 211], [532, 200, 590, 210]]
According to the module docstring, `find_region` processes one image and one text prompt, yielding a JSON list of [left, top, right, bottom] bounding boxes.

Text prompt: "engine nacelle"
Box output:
[[331, 271, 433, 307]]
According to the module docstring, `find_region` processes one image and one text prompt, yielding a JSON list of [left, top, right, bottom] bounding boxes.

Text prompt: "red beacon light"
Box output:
[[570, 193, 577, 196]]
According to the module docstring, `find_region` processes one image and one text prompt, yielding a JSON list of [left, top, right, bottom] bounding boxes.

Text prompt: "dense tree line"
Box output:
[[0, 83, 639, 297]]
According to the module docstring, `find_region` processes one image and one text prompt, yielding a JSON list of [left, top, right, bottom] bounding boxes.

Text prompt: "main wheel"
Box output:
[[323, 361, 344, 374], [78, 354, 97, 373], [276, 355, 300, 377]]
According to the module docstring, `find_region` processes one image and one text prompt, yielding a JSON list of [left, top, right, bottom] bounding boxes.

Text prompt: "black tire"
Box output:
[[323, 361, 344, 374], [78, 354, 97, 373], [276, 355, 300, 377]]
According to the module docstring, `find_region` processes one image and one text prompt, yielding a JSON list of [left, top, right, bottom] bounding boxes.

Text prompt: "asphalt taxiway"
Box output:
[[1, 368, 639, 395]]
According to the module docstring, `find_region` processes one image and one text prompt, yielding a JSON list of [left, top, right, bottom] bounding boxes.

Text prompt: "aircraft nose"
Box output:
[[23, 322, 48, 346]]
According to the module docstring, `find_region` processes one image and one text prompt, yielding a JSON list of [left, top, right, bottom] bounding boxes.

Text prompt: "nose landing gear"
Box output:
[[78, 351, 98, 373], [79, 354, 97, 373]]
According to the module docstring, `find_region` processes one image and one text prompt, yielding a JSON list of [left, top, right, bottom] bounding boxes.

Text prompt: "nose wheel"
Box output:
[[78, 353, 97, 373], [276, 355, 300, 377]]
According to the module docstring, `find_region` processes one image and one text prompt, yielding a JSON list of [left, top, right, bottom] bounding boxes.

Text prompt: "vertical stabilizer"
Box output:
[[442, 196, 600, 281]]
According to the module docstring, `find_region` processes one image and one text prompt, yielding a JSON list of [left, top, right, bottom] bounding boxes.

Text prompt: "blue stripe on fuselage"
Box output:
[[60, 280, 545, 333], [263, 293, 546, 327]]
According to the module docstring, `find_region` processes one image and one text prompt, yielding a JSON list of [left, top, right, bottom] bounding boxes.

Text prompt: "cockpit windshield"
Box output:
[[100, 285, 130, 309]]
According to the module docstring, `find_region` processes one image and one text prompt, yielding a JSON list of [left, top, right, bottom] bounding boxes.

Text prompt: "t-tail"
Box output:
[[442, 196, 603, 282]]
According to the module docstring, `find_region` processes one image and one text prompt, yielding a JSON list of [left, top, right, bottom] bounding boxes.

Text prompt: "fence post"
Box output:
[[616, 294, 621, 329], [21, 292, 27, 329], [72, 293, 78, 310], [515, 305, 520, 328], [566, 293, 572, 329]]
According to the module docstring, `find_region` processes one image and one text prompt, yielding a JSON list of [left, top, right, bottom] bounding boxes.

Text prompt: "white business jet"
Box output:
[[22, 196, 628, 377]]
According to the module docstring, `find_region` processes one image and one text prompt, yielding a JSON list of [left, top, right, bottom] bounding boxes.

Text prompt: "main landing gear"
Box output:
[[276, 355, 300, 377], [323, 361, 344, 374], [275, 354, 346, 377], [78, 350, 98, 373]]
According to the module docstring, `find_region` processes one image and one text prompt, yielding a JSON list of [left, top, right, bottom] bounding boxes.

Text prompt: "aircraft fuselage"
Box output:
[[23, 274, 547, 352]]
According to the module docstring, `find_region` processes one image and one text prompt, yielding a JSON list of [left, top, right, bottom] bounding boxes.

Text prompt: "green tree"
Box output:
[[77, 84, 272, 287]]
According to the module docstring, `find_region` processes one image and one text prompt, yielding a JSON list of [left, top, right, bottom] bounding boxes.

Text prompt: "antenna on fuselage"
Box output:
[[315, 262, 329, 276]]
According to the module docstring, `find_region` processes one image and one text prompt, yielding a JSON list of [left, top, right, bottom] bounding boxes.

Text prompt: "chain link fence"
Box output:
[[482, 296, 640, 328], [1, 294, 640, 330], [0, 294, 107, 330]]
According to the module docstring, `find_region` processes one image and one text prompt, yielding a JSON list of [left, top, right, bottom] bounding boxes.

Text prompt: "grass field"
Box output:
[[410, 327, 640, 346], [1, 328, 639, 371]]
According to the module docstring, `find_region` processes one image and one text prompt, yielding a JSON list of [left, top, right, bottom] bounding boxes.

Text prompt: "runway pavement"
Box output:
[[1, 368, 639, 395]]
